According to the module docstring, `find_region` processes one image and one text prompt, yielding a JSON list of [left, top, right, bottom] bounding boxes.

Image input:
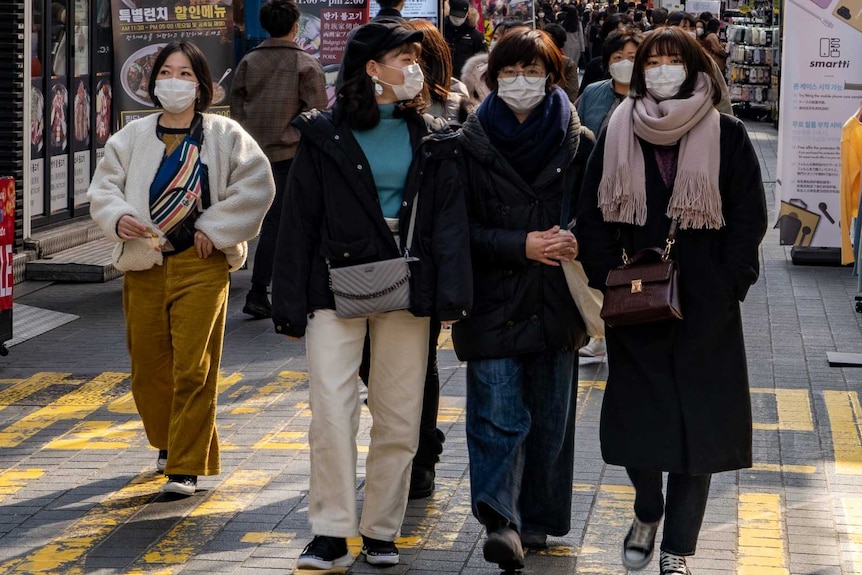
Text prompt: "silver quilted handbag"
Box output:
[[327, 196, 418, 319]]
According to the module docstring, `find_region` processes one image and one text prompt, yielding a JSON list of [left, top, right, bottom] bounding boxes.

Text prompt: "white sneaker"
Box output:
[[660, 551, 691, 575], [579, 337, 607, 358]]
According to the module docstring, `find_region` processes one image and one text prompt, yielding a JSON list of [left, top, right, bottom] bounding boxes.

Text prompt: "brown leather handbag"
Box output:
[[599, 221, 683, 328]]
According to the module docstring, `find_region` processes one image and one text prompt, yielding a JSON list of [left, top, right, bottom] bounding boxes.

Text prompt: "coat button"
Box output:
[[357, 164, 363, 170], [276, 325, 282, 332], [343, 252, 350, 257], [461, 310, 467, 317], [334, 135, 340, 140], [506, 320, 514, 328], [402, 201, 408, 207], [556, 167, 562, 173], [530, 315, 539, 324]]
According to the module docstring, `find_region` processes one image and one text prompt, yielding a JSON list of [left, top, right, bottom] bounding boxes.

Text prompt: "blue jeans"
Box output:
[[466, 350, 577, 536]]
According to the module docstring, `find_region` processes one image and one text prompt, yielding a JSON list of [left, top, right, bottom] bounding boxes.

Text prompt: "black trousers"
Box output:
[[360, 319, 443, 467], [251, 159, 292, 288], [626, 468, 712, 556]]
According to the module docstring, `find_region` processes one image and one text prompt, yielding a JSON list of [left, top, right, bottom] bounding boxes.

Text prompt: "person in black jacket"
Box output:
[[452, 28, 591, 571], [575, 28, 767, 575], [444, 0, 487, 79], [271, 20, 472, 572]]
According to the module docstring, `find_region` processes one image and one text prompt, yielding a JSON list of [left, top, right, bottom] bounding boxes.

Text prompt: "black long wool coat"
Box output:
[[575, 114, 768, 474]]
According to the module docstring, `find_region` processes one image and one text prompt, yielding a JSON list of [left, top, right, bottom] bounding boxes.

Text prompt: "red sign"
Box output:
[[0, 177, 14, 311]]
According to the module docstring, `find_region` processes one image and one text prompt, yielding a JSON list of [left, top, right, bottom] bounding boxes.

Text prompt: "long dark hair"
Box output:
[[337, 41, 424, 130], [628, 26, 721, 105], [408, 20, 451, 106], [148, 41, 213, 112]]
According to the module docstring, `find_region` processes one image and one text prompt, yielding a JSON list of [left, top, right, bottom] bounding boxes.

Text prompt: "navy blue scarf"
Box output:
[[477, 86, 570, 184]]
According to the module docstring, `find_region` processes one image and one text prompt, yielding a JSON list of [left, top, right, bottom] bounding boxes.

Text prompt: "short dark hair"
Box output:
[[705, 18, 721, 34], [667, 10, 697, 27], [148, 41, 213, 112], [337, 41, 424, 130], [485, 29, 564, 92], [698, 11, 714, 21], [601, 29, 641, 70], [259, 0, 300, 38], [543, 23, 567, 50], [628, 27, 721, 105], [651, 7, 668, 24], [600, 13, 628, 40]]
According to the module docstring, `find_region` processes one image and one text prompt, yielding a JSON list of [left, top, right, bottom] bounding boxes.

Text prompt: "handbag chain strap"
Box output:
[[622, 218, 679, 265]]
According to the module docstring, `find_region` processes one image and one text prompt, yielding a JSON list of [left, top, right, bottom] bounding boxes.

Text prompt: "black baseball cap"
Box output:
[[340, 20, 424, 81], [449, 0, 470, 18]]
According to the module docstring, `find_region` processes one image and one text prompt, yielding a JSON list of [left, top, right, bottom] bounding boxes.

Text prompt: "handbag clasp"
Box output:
[[631, 279, 643, 293]]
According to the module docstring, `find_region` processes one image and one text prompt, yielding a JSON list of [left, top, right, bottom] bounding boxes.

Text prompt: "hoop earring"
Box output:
[[371, 76, 384, 96]]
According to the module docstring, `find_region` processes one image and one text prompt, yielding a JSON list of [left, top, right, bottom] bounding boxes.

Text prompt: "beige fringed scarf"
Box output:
[[598, 72, 724, 230]]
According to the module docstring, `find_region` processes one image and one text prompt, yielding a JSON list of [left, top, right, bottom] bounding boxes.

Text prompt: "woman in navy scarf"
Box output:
[[453, 28, 593, 571]]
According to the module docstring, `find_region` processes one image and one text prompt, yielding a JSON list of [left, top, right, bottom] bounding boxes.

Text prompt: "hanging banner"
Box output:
[[776, 0, 862, 252], [110, 0, 235, 128]]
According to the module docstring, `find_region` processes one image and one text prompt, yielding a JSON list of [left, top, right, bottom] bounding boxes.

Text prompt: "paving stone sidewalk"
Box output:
[[1, 120, 862, 575]]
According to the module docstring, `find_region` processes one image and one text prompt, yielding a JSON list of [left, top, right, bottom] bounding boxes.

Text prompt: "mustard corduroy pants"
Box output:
[[123, 248, 229, 476]]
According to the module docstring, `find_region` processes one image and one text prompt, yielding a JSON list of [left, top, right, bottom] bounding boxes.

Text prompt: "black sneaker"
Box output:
[[242, 290, 271, 319], [483, 526, 525, 570], [361, 535, 399, 566], [297, 536, 352, 571], [162, 475, 197, 496], [622, 517, 660, 570], [408, 466, 435, 500], [156, 450, 168, 473]]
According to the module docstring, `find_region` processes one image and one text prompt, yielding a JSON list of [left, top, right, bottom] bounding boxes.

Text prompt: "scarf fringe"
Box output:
[[598, 164, 647, 225], [667, 170, 725, 230]]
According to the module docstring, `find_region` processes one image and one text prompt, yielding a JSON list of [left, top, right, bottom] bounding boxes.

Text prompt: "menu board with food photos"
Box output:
[[110, 0, 235, 127], [49, 77, 70, 215]]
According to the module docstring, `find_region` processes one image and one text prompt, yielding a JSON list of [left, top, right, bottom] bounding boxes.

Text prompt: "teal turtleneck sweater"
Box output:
[[351, 103, 412, 218]]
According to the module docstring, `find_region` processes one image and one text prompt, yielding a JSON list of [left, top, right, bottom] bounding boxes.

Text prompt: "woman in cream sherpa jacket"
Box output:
[[87, 42, 274, 497]]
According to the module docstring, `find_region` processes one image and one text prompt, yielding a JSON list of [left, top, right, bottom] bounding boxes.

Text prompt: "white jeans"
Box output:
[[305, 308, 430, 540]]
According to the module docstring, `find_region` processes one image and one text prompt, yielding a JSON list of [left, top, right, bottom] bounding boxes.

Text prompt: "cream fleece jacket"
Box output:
[[87, 113, 275, 272]]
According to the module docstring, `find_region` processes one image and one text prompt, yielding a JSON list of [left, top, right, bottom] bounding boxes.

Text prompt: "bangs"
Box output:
[[646, 31, 683, 57]]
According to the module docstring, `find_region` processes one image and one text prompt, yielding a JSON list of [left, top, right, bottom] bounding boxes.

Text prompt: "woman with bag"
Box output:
[[87, 41, 275, 496], [270, 20, 471, 572], [575, 27, 767, 575], [451, 28, 592, 571]]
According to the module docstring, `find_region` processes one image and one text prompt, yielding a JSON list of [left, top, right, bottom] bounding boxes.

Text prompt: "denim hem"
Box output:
[[659, 544, 696, 557], [520, 522, 571, 538], [474, 497, 518, 530]]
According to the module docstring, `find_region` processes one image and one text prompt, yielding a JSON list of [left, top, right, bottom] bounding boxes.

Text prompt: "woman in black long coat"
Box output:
[[575, 28, 767, 575]]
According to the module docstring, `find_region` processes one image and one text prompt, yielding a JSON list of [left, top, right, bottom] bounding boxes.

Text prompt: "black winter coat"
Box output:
[[451, 109, 592, 361], [271, 106, 472, 338], [575, 114, 768, 474]]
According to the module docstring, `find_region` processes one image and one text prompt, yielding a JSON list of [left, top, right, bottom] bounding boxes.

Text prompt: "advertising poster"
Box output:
[[72, 76, 91, 208], [369, 0, 437, 23], [94, 72, 113, 165], [776, 0, 862, 251], [30, 80, 45, 218], [49, 77, 69, 215], [0, 177, 13, 344], [110, 1, 235, 127]]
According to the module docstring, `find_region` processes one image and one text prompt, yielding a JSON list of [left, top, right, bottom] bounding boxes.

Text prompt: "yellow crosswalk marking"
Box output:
[[0, 373, 128, 448], [737, 493, 789, 575], [751, 389, 814, 431], [436, 406, 465, 423], [841, 497, 862, 573], [228, 371, 305, 415], [0, 372, 83, 412], [0, 473, 163, 574], [824, 391, 862, 474], [126, 470, 273, 572], [750, 463, 816, 474], [574, 484, 634, 572], [44, 420, 143, 450], [108, 371, 244, 414], [0, 468, 44, 502]]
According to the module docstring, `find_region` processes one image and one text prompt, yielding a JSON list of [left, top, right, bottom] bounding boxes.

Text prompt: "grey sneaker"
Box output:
[[483, 526, 525, 570], [660, 551, 691, 575], [162, 475, 197, 496], [156, 450, 167, 473], [622, 517, 660, 570], [578, 337, 607, 358]]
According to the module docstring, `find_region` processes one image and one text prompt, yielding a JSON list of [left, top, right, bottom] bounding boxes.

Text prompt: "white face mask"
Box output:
[[449, 15, 467, 26], [489, 40, 498, 51], [154, 78, 198, 113], [644, 64, 686, 100], [376, 62, 425, 101], [497, 75, 548, 115], [608, 60, 634, 85]]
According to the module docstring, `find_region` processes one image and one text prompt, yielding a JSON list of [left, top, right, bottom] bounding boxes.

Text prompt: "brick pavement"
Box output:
[[1, 119, 862, 574]]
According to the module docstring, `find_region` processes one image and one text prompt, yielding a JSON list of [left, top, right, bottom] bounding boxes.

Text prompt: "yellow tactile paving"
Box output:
[[841, 497, 862, 574], [0, 473, 163, 574], [750, 388, 814, 431], [737, 493, 789, 575], [125, 470, 274, 573], [750, 463, 817, 474], [824, 391, 862, 475], [437, 328, 454, 350], [44, 420, 143, 450], [0, 468, 44, 502], [227, 370, 305, 415], [575, 484, 635, 574], [108, 371, 245, 414], [0, 372, 128, 449], [0, 372, 83, 412]]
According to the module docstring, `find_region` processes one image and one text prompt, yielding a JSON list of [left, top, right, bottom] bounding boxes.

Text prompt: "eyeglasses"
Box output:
[[497, 71, 548, 85]]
